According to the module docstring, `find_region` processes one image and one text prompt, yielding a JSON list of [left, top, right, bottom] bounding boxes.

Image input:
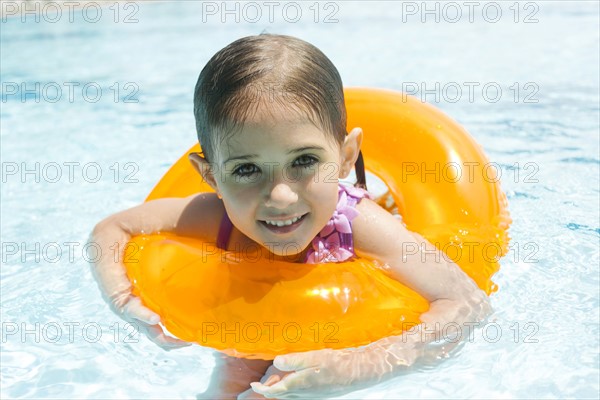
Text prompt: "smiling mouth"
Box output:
[[259, 213, 308, 234]]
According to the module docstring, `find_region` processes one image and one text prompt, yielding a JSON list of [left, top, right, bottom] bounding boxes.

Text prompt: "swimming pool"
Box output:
[[1, 1, 598, 398]]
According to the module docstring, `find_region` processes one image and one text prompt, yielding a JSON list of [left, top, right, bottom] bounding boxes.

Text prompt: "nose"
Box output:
[[265, 183, 298, 209]]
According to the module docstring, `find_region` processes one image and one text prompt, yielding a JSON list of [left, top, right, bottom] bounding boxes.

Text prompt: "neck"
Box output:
[[268, 247, 309, 263]]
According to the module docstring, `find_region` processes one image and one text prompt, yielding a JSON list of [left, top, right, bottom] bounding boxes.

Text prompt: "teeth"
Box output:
[[265, 215, 302, 227]]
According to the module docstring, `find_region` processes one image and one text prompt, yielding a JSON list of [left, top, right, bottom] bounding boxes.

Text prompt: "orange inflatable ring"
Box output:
[[124, 87, 511, 360]]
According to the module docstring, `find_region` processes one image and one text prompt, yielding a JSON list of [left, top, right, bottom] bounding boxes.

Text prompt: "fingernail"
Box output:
[[264, 375, 281, 386]]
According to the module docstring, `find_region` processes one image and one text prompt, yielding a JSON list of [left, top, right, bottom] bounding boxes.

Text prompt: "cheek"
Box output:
[[221, 185, 260, 215], [221, 178, 261, 197], [315, 161, 341, 188], [306, 174, 339, 215], [319, 162, 341, 185]]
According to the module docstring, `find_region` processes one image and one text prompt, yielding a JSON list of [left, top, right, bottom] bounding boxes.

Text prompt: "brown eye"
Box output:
[[233, 163, 260, 177], [293, 155, 318, 168]]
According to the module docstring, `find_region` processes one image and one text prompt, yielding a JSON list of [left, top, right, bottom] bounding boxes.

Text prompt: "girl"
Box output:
[[90, 34, 490, 399]]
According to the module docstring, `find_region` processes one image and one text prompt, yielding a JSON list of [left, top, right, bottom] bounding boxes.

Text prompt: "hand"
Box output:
[[88, 233, 190, 350], [249, 335, 422, 399], [94, 278, 190, 351], [250, 292, 492, 399], [119, 297, 191, 350]]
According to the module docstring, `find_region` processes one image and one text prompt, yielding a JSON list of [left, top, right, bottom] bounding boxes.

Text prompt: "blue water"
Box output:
[[1, 1, 599, 398]]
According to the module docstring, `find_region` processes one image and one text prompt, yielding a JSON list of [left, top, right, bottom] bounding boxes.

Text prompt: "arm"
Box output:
[[352, 198, 491, 328], [250, 198, 492, 398], [89, 193, 224, 347]]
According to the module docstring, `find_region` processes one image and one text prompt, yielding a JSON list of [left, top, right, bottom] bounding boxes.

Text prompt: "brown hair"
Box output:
[[193, 33, 366, 189]]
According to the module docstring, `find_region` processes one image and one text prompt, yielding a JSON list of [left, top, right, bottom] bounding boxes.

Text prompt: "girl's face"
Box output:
[[199, 108, 362, 258]]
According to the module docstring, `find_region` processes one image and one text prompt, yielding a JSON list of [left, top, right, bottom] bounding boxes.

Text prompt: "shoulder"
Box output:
[[352, 197, 421, 261], [171, 192, 225, 243]]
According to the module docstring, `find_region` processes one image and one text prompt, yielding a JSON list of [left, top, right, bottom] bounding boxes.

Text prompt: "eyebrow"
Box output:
[[223, 146, 325, 164]]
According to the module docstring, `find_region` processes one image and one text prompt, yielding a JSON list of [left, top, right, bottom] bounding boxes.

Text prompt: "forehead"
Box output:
[[217, 105, 338, 158]]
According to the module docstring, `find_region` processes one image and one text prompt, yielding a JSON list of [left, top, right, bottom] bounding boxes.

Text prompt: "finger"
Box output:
[[121, 296, 161, 325], [273, 350, 323, 371], [251, 368, 316, 398], [263, 374, 281, 386], [250, 381, 287, 398], [260, 364, 284, 384], [144, 324, 191, 350]]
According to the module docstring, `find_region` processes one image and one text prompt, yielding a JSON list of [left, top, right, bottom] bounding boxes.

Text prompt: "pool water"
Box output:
[[1, 1, 599, 398]]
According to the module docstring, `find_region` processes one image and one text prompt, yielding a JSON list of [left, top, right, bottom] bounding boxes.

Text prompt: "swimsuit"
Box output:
[[216, 184, 372, 263]]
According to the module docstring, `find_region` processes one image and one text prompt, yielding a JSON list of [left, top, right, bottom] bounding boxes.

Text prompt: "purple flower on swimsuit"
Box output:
[[305, 184, 372, 264]]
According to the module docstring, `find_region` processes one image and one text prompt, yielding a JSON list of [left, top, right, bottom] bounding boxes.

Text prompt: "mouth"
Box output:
[[259, 213, 309, 234]]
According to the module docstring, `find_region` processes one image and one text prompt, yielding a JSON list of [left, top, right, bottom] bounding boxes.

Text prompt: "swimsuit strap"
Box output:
[[335, 192, 361, 255], [336, 228, 355, 258], [216, 210, 233, 250]]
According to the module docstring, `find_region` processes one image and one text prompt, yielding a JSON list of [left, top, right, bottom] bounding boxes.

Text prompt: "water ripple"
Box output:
[[566, 223, 600, 235]]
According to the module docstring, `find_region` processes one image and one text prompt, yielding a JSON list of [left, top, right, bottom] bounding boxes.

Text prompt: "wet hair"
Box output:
[[193, 33, 366, 189]]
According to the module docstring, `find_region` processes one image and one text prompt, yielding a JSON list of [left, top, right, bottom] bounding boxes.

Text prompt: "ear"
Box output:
[[339, 127, 363, 178], [188, 152, 220, 195]]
